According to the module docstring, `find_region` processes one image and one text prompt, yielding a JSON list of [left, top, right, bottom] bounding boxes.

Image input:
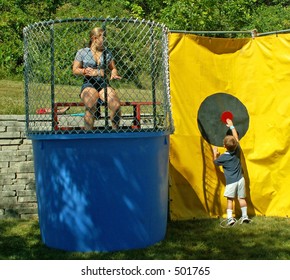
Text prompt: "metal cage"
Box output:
[[23, 17, 174, 135]]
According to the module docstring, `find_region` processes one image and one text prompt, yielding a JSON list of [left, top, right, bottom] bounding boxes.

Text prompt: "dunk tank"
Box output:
[[23, 18, 174, 252]]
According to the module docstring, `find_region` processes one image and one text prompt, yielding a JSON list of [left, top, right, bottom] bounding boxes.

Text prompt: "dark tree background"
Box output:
[[1, 0, 290, 79]]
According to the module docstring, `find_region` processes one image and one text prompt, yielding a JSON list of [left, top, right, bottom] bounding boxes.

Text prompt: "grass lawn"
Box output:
[[0, 79, 160, 116], [0, 79, 25, 115], [1, 216, 290, 260]]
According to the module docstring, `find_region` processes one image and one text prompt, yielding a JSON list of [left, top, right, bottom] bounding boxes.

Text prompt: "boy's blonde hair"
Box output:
[[223, 135, 238, 152]]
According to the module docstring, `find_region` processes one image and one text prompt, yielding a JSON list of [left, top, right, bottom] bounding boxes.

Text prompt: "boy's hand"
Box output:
[[226, 118, 233, 127], [226, 118, 239, 141], [213, 146, 220, 158]]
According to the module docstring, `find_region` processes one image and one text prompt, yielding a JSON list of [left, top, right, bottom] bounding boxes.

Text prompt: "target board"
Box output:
[[197, 92, 249, 146]]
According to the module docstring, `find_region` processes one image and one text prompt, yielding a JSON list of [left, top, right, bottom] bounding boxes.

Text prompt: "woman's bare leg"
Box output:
[[99, 87, 121, 129], [80, 87, 99, 130]]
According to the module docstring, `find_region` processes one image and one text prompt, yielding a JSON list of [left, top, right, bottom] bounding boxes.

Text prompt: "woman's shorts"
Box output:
[[224, 177, 246, 199], [81, 82, 109, 93]]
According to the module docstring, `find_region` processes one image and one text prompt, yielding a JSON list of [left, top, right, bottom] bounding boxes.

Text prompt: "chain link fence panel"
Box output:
[[23, 17, 173, 135]]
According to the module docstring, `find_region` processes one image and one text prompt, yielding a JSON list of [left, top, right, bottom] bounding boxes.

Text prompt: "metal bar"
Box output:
[[169, 30, 253, 35], [162, 26, 174, 133], [24, 17, 165, 30], [257, 29, 290, 37], [50, 24, 56, 132], [150, 25, 157, 129], [102, 21, 109, 130], [23, 28, 30, 133]]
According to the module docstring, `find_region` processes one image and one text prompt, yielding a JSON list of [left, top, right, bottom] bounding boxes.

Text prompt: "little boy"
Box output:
[[213, 118, 250, 226]]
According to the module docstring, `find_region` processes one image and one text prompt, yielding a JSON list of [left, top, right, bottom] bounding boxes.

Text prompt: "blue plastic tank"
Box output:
[[31, 132, 169, 252]]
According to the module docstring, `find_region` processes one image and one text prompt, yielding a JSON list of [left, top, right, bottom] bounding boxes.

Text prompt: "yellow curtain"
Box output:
[[169, 32, 290, 220]]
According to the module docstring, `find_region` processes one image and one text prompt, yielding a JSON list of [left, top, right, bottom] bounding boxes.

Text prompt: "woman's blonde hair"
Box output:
[[223, 135, 238, 152], [89, 27, 104, 46]]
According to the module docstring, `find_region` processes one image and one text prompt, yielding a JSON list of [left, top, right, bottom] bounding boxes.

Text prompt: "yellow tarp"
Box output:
[[169, 32, 290, 220]]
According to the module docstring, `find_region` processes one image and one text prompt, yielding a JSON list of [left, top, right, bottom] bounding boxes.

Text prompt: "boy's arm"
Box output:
[[213, 146, 220, 161], [226, 118, 239, 142]]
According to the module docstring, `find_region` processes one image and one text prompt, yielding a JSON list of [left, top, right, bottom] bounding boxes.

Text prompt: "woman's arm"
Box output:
[[108, 60, 121, 80], [73, 60, 102, 77], [72, 60, 86, 76]]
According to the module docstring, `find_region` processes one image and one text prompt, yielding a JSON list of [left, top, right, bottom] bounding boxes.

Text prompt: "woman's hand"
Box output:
[[84, 67, 104, 77], [110, 73, 122, 80], [109, 66, 121, 80]]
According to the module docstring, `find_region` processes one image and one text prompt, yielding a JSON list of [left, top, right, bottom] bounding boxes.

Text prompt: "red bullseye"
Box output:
[[221, 111, 233, 123]]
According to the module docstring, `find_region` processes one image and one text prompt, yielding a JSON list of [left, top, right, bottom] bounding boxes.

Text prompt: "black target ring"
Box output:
[[197, 92, 249, 146]]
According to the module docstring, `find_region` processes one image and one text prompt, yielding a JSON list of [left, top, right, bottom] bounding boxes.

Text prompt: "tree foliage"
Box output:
[[2, 0, 290, 79], [1, 0, 65, 77]]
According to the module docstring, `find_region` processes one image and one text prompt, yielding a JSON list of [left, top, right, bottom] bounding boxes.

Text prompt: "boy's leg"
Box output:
[[224, 182, 237, 225], [226, 198, 235, 226], [238, 198, 251, 223], [237, 177, 251, 223], [238, 198, 247, 213], [227, 198, 234, 217]]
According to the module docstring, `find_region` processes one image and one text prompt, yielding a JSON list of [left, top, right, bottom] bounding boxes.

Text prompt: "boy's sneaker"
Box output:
[[240, 216, 251, 224], [227, 217, 236, 226]]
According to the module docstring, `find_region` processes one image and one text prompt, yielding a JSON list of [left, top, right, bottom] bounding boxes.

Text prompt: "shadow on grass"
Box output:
[[1, 217, 290, 260]]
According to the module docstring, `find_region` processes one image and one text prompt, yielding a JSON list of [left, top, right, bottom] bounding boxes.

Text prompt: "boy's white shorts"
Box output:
[[224, 177, 246, 198]]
